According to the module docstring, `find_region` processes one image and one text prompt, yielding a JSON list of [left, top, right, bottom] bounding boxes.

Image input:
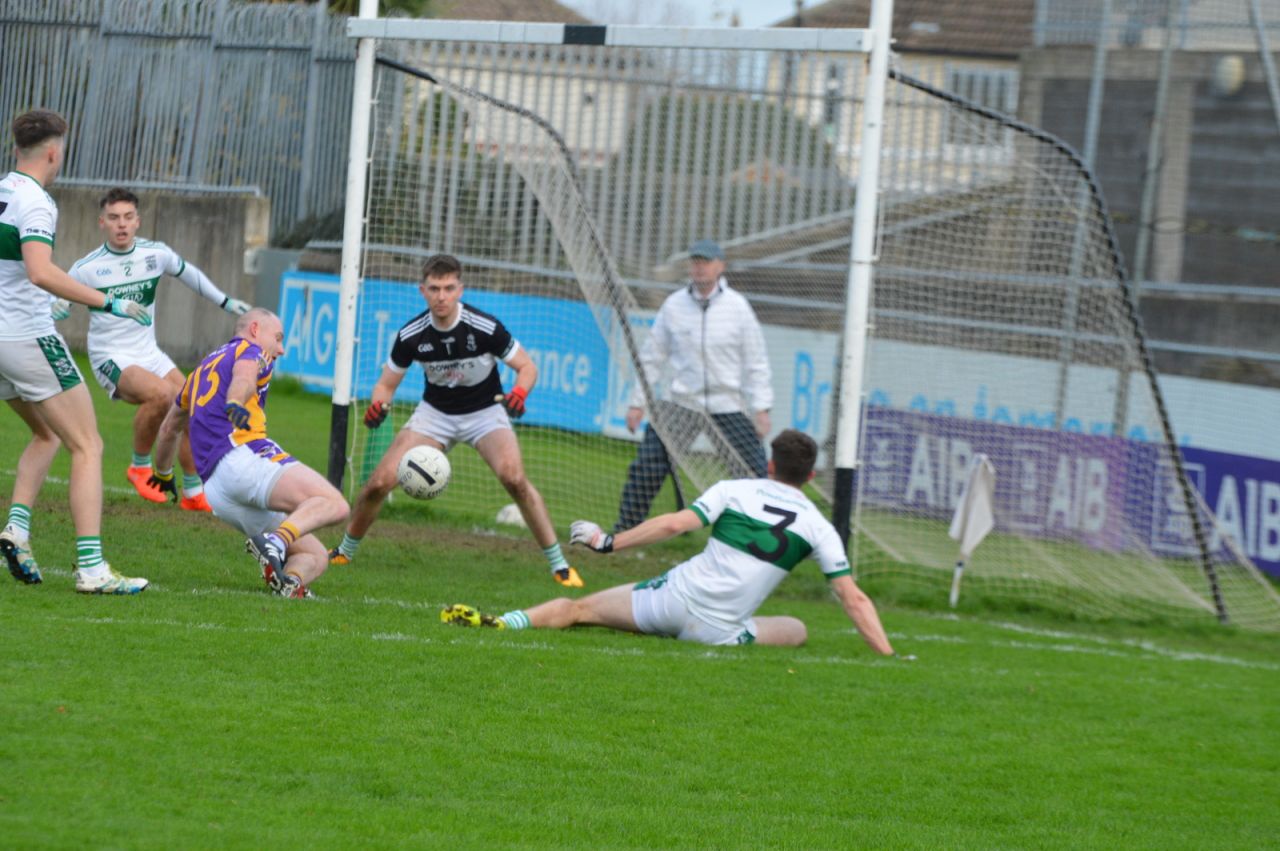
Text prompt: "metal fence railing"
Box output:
[[0, 0, 354, 239]]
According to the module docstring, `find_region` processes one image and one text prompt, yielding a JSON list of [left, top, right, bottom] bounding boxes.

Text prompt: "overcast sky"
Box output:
[[561, 0, 809, 28]]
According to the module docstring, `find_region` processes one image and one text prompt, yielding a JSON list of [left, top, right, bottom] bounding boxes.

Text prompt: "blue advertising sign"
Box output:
[[1160, 446, 1280, 575], [277, 271, 612, 433]]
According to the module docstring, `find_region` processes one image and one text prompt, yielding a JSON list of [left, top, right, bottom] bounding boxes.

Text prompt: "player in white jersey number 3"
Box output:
[[65, 187, 251, 511], [444, 430, 904, 654]]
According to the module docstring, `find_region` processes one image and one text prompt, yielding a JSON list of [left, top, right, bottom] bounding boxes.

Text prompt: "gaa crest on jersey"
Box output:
[[466, 333, 476, 352], [145, 254, 157, 272]]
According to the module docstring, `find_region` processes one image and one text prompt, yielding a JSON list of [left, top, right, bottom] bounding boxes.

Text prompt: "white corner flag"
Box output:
[[947, 453, 996, 608]]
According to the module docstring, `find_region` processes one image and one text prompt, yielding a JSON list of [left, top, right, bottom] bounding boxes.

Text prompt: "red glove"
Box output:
[[503, 386, 528, 419], [364, 400, 390, 429]]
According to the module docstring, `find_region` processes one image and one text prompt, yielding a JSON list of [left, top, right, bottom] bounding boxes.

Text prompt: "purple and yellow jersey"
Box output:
[[179, 337, 294, 481]]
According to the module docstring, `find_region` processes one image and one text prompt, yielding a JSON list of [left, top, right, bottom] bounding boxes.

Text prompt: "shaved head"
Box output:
[[235, 307, 285, 361], [235, 307, 277, 336]]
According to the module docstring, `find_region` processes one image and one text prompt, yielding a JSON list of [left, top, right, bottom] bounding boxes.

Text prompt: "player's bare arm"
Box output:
[[22, 241, 124, 309], [363, 364, 405, 428], [500, 347, 537, 418], [829, 574, 895, 656], [571, 508, 702, 553], [153, 403, 189, 469], [370, 364, 405, 406], [505, 347, 537, 394], [225, 358, 259, 407]]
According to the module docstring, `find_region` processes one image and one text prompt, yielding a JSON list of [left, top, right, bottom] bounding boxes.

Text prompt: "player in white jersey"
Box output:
[[0, 109, 151, 594], [443, 430, 900, 653], [64, 187, 251, 512]]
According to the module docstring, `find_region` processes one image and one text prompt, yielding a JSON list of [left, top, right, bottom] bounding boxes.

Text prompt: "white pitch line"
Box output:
[[0, 468, 135, 496], [886, 619, 1280, 671], [14, 564, 1274, 672]]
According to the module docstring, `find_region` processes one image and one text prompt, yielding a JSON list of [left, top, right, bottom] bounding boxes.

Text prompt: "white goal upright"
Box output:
[[328, 3, 1280, 630]]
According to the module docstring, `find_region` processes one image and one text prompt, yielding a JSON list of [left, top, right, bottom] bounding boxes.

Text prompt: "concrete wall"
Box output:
[[50, 187, 269, 365], [1019, 47, 1280, 383], [1020, 47, 1280, 287]]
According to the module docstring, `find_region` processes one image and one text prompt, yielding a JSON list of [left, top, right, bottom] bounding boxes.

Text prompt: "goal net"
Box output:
[[855, 68, 1280, 630], [339, 23, 1280, 630], [348, 31, 868, 540]]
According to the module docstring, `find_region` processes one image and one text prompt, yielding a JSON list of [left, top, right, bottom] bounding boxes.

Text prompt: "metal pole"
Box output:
[[1132, 0, 1181, 288], [297, 0, 328, 222], [1248, 0, 1280, 136], [1121, 0, 1181, 437], [831, 0, 893, 545], [1052, 0, 1111, 426], [328, 0, 379, 489]]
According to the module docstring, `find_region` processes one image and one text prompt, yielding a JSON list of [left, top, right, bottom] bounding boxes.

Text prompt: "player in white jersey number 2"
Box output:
[[64, 187, 251, 512], [0, 109, 151, 594], [444, 430, 906, 655]]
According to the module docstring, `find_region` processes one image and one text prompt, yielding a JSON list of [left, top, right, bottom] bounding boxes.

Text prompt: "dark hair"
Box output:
[[770, 429, 818, 486], [99, 187, 139, 210], [421, 253, 462, 280], [12, 109, 67, 152]]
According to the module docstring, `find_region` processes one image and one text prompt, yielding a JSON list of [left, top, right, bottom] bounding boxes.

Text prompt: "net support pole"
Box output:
[[832, 0, 893, 546], [328, 0, 379, 489], [1248, 0, 1280, 137]]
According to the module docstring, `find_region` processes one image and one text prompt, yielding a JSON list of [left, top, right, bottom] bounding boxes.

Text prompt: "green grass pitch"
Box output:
[[1, 359, 1276, 849]]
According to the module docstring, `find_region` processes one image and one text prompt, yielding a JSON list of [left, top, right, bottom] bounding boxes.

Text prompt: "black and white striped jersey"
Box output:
[[387, 303, 520, 414]]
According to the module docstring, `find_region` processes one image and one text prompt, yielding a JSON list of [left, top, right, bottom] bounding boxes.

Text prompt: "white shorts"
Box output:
[[403, 399, 510, 451], [631, 574, 757, 646], [204, 445, 290, 537], [89, 347, 178, 400], [0, 334, 84, 403]]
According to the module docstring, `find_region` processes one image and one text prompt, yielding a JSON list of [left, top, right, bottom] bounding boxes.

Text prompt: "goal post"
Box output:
[[833, 0, 893, 545], [330, 14, 885, 520], [330, 0, 379, 487], [323, 10, 1280, 630]]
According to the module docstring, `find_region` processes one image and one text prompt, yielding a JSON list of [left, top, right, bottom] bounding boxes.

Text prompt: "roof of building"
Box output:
[[433, 0, 591, 25], [773, 0, 1035, 58]]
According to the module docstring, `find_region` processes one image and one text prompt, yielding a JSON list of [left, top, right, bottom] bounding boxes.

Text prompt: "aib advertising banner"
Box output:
[[860, 409, 1280, 577]]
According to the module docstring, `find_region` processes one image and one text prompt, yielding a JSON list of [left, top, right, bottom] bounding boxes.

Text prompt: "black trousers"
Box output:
[[615, 403, 767, 532]]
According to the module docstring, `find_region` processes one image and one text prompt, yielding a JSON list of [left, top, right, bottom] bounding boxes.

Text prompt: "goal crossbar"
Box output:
[[345, 19, 872, 53]]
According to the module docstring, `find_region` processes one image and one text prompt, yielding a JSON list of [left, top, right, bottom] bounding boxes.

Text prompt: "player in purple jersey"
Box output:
[[152, 308, 349, 598]]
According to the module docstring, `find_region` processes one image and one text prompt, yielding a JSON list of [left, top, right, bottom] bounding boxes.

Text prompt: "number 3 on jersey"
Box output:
[[187, 353, 226, 410], [747, 505, 798, 564]]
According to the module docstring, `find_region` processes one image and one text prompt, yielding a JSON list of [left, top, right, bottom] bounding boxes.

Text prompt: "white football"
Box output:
[[495, 502, 527, 527], [396, 445, 451, 500]]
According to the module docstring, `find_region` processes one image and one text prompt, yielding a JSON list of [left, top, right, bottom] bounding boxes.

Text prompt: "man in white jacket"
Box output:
[[615, 239, 773, 531]]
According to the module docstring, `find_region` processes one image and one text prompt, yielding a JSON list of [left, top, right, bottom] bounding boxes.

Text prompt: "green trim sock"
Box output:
[[6, 503, 32, 540], [338, 534, 362, 560], [76, 536, 106, 574], [130, 451, 151, 468], [543, 543, 569, 572], [499, 610, 531, 630], [182, 473, 203, 497]]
